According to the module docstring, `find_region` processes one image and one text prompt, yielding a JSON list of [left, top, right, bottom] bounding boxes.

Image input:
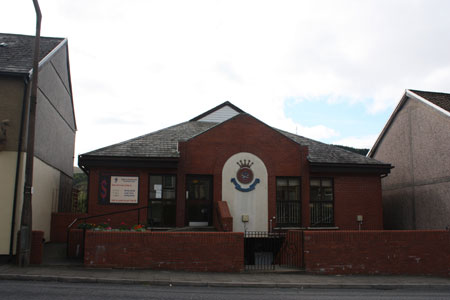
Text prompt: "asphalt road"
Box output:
[[1, 280, 450, 300]]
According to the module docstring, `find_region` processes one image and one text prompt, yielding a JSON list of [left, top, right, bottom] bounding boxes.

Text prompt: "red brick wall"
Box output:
[[67, 229, 84, 258], [333, 175, 383, 230], [303, 230, 450, 277], [84, 231, 244, 272], [50, 212, 88, 242], [309, 174, 383, 229], [30, 231, 44, 264], [215, 201, 233, 231]]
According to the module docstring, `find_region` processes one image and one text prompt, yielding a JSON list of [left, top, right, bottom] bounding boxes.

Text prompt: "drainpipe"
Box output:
[[8, 76, 30, 261], [17, 0, 41, 267]]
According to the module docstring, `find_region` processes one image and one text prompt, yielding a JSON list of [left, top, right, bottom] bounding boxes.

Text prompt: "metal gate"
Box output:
[[244, 231, 300, 270]]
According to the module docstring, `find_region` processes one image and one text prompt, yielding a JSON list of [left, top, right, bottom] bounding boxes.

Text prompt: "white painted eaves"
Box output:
[[406, 89, 450, 118]]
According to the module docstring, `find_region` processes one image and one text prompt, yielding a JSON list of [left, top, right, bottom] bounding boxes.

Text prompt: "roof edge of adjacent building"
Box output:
[[0, 32, 67, 75], [406, 89, 450, 118], [368, 89, 450, 158]]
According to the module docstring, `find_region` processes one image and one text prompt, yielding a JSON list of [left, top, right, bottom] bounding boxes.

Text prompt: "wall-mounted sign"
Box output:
[[98, 174, 139, 204], [110, 176, 139, 203], [231, 159, 260, 192]]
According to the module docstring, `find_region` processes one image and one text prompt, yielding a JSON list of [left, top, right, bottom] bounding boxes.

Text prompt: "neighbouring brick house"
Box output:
[[369, 89, 450, 230], [78, 102, 391, 232], [0, 33, 76, 258]]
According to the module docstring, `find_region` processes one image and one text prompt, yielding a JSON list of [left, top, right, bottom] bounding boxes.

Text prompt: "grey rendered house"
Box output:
[[0, 33, 76, 258], [369, 89, 450, 230]]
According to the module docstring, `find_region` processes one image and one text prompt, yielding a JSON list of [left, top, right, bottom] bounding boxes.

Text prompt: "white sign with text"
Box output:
[[110, 176, 139, 204]]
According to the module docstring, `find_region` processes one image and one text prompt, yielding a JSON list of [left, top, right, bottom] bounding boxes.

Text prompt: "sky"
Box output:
[[2, 0, 450, 164]]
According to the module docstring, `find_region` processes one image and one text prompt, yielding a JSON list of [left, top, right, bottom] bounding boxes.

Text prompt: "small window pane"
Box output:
[[288, 185, 300, 201], [310, 178, 320, 187], [277, 186, 288, 201], [163, 189, 175, 199], [277, 178, 288, 187], [288, 178, 300, 186], [149, 175, 162, 198], [310, 186, 320, 202], [164, 176, 175, 188], [323, 187, 333, 201], [322, 179, 332, 187], [149, 201, 163, 224]]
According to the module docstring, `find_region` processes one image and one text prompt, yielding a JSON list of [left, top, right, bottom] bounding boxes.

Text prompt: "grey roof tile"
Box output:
[[83, 118, 386, 166], [0, 33, 64, 74], [84, 121, 218, 158], [277, 129, 386, 165]]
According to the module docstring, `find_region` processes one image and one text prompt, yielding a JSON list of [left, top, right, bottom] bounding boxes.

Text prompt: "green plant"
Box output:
[[119, 222, 129, 231], [96, 222, 110, 229], [77, 221, 146, 231], [77, 223, 95, 230]]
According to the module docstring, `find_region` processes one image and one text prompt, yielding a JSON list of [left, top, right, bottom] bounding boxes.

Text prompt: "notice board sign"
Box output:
[[110, 176, 139, 204], [98, 174, 139, 204]]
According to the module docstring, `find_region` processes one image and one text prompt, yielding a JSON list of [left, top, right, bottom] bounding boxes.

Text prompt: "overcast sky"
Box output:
[[2, 0, 450, 164]]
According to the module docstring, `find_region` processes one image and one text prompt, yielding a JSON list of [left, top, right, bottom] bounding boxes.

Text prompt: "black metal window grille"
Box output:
[[276, 177, 301, 227], [310, 177, 334, 226]]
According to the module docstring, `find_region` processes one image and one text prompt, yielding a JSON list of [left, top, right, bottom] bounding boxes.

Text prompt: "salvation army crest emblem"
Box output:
[[231, 159, 260, 192]]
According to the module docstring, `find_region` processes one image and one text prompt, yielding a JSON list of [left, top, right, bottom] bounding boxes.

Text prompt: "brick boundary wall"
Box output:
[[67, 229, 84, 258], [303, 230, 450, 277], [30, 231, 44, 264], [84, 231, 244, 272], [50, 212, 88, 242]]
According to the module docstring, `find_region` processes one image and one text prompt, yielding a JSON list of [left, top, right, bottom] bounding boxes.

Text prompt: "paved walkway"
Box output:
[[0, 263, 449, 289]]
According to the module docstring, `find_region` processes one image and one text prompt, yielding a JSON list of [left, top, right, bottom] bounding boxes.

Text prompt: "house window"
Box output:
[[276, 177, 301, 227], [310, 178, 334, 227], [148, 175, 176, 227]]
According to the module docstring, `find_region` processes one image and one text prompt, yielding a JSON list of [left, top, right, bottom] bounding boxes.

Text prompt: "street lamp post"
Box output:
[[18, 0, 41, 267]]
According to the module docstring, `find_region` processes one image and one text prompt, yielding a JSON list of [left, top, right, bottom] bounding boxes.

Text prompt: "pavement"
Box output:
[[0, 243, 449, 290]]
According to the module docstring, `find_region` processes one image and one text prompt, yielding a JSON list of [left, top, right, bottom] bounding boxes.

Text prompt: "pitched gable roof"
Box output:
[[81, 102, 388, 173], [368, 89, 450, 157], [0, 33, 65, 75]]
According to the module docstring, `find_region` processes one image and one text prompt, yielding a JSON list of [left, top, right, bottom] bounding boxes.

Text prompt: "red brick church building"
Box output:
[[78, 102, 391, 232]]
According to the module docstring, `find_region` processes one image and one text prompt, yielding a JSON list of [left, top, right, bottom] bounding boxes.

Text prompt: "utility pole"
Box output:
[[18, 0, 41, 267]]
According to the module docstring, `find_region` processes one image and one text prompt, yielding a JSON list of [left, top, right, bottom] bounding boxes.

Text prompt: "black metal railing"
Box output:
[[244, 231, 286, 270], [310, 202, 333, 226], [276, 201, 301, 227]]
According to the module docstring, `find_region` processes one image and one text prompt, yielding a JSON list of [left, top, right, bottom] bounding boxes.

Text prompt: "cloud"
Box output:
[[332, 134, 380, 149], [270, 115, 340, 141], [2, 0, 449, 162]]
